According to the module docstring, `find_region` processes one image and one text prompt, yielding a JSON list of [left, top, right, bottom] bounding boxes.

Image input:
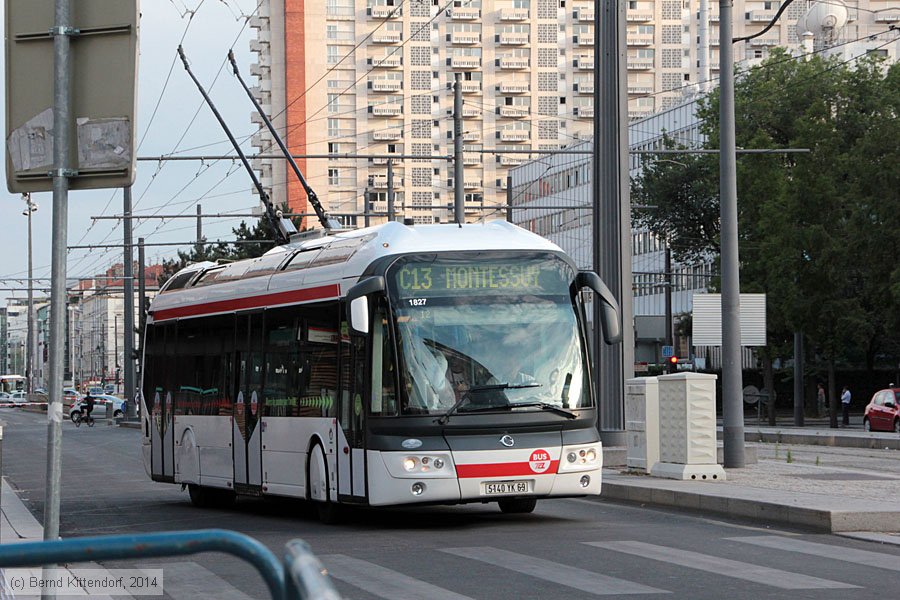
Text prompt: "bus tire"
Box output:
[[188, 484, 235, 509], [498, 498, 537, 514], [308, 443, 341, 524]]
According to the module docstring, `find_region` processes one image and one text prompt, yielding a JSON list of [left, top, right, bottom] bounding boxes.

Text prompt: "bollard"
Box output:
[[106, 400, 113, 426]]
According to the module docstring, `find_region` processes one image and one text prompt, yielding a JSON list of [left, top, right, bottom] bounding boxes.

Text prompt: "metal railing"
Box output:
[[0, 529, 340, 600]]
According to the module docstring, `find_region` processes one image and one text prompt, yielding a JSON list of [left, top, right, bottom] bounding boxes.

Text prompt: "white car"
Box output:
[[9, 391, 27, 405], [69, 394, 125, 421]]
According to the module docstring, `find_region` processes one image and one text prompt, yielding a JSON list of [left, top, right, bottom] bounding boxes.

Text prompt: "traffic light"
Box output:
[[669, 356, 678, 365]]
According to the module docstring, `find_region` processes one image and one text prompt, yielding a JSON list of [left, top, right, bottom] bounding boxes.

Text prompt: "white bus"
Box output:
[[141, 221, 621, 520], [0, 374, 25, 394]]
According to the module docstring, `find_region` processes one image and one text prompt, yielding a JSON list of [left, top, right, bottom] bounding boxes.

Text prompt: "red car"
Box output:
[[863, 387, 900, 433]]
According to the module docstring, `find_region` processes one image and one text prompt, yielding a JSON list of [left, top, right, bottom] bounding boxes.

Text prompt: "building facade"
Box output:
[[252, 0, 899, 226]]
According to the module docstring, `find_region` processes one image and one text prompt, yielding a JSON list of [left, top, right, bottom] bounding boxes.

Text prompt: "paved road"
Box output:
[[2, 409, 898, 600]]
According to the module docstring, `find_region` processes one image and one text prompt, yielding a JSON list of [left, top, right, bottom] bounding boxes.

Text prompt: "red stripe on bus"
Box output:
[[455, 460, 560, 478], [151, 284, 341, 321]]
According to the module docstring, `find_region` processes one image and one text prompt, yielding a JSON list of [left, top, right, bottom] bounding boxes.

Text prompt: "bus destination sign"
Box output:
[[393, 259, 569, 298]]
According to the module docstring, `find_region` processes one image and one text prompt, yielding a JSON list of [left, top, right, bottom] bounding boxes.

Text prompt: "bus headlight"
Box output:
[[403, 458, 418, 472], [391, 454, 454, 478], [557, 444, 601, 473]]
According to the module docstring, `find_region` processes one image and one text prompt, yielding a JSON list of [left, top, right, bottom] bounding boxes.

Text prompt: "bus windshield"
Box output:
[[388, 254, 590, 417]]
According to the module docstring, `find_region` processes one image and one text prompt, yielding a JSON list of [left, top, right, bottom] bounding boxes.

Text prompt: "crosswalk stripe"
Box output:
[[440, 547, 667, 595], [136, 562, 256, 600], [585, 541, 858, 590], [322, 554, 476, 600], [729, 535, 900, 572]]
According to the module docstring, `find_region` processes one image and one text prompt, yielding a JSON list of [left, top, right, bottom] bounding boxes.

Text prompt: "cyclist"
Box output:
[[82, 392, 96, 424]]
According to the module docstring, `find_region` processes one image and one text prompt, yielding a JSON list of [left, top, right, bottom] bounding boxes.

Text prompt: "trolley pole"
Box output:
[[45, 0, 74, 594], [124, 187, 136, 419], [453, 73, 464, 224], [719, 0, 746, 467]]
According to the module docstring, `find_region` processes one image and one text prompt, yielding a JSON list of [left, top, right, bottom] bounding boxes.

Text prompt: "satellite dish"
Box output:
[[796, 1, 849, 45]]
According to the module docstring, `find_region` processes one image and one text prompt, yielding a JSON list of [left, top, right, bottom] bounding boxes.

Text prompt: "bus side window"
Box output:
[[371, 303, 397, 416]]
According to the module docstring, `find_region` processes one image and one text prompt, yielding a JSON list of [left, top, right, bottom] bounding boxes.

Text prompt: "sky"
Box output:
[[0, 0, 271, 304]]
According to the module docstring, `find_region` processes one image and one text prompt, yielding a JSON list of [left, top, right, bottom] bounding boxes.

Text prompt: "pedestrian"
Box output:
[[816, 383, 827, 418], [840, 385, 851, 426]]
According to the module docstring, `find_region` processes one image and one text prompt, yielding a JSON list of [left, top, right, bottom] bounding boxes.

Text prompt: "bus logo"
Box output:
[[529, 449, 551, 473], [500, 435, 515, 447]]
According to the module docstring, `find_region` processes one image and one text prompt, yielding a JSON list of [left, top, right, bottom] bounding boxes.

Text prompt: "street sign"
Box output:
[[5, 0, 139, 193], [661, 345, 674, 358]]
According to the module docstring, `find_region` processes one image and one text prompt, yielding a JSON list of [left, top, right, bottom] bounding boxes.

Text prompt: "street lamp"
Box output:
[[23, 193, 38, 394]]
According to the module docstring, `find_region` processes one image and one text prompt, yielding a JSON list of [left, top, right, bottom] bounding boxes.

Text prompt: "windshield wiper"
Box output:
[[510, 402, 578, 419], [435, 382, 542, 425]]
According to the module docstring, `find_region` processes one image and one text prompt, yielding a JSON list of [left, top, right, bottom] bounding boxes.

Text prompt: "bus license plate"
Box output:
[[482, 481, 532, 496]]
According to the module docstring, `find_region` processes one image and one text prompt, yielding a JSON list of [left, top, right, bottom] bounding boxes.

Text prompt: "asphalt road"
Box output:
[[2, 408, 898, 600]]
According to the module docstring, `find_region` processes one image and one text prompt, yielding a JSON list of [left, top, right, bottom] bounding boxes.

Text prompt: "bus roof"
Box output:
[[148, 221, 563, 323]]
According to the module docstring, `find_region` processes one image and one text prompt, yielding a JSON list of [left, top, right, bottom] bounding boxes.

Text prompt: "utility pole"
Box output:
[[137, 237, 146, 405], [44, 0, 74, 589], [719, 0, 746, 467], [124, 187, 136, 418], [23, 193, 37, 394], [664, 242, 674, 373], [453, 73, 464, 224], [364, 190, 371, 228], [793, 331, 804, 426], [387, 160, 395, 222], [196, 203, 203, 255], [506, 175, 513, 223]]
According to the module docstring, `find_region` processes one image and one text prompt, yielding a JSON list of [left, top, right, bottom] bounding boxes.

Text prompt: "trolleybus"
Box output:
[[140, 221, 621, 520]]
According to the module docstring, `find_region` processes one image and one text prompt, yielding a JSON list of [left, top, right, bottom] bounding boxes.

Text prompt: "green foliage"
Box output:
[[631, 49, 900, 371]]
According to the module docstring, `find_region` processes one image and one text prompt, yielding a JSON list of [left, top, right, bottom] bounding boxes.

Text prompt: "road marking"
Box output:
[[137, 562, 256, 600], [730, 535, 900, 571], [585, 541, 858, 590], [322, 554, 475, 600], [440, 547, 667, 595]]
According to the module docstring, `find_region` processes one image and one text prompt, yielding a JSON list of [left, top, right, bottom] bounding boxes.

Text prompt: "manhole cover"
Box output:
[[794, 473, 895, 481]]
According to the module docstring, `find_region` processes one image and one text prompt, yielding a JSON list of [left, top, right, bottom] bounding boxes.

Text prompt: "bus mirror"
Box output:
[[346, 276, 385, 336], [349, 297, 369, 335], [574, 271, 622, 345]]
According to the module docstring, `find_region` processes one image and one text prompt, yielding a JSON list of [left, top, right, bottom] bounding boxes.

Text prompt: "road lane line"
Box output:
[[440, 547, 667, 595], [136, 562, 255, 600], [585, 541, 858, 590], [730, 535, 900, 571], [322, 554, 475, 600]]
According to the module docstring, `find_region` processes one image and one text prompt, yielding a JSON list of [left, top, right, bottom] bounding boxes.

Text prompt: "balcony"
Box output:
[[628, 108, 653, 119], [499, 57, 530, 69], [748, 10, 777, 22], [576, 9, 595, 21], [575, 34, 595, 46], [367, 6, 401, 19], [368, 55, 402, 68], [462, 130, 481, 142], [371, 31, 402, 44], [372, 129, 403, 141], [498, 155, 525, 166], [499, 8, 529, 21], [499, 106, 529, 118], [450, 56, 481, 69], [371, 104, 403, 116], [627, 85, 653, 94], [499, 130, 530, 142], [370, 79, 402, 92], [875, 12, 900, 23], [627, 59, 654, 70], [450, 32, 480, 45], [368, 175, 404, 188], [574, 82, 594, 94], [575, 57, 594, 69], [463, 153, 482, 166], [749, 37, 780, 46], [626, 12, 653, 22], [499, 33, 529, 45], [460, 81, 482, 93], [463, 180, 482, 190], [710, 62, 720, 70], [462, 106, 482, 118], [448, 7, 480, 20], [575, 106, 594, 118], [499, 82, 529, 93], [627, 34, 654, 46]]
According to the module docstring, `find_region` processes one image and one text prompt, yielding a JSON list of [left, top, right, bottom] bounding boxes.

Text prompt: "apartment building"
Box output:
[[251, 0, 899, 226]]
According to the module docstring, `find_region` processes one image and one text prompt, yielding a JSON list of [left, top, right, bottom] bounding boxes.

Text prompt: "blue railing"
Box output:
[[0, 529, 340, 600]]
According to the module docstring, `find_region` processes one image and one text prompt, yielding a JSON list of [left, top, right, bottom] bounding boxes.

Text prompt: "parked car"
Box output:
[[69, 394, 125, 421], [0, 392, 10, 403], [863, 387, 900, 433], [9, 391, 27, 405]]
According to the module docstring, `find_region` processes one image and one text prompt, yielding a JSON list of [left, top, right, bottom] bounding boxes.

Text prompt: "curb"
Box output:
[[741, 430, 900, 450], [600, 472, 900, 534]]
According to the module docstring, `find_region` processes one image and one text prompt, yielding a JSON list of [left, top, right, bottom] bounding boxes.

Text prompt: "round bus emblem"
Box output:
[[500, 435, 515, 447], [250, 391, 258, 417], [529, 449, 551, 474]]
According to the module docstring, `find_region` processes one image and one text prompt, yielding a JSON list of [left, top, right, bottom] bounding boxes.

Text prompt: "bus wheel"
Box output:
[[498, 498, 537, 514], [188, 484, 235, 509], [308, 443, 342, 524]]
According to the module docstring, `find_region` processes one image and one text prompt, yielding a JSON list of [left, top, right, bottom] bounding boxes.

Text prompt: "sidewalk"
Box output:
[[602, 422, 900, 536]]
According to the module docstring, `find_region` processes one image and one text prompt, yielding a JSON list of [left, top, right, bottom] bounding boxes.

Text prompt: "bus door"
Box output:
[[233, 312, 265, 491], [338, 331, 368, 501], [161, 321, 176, 480]]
